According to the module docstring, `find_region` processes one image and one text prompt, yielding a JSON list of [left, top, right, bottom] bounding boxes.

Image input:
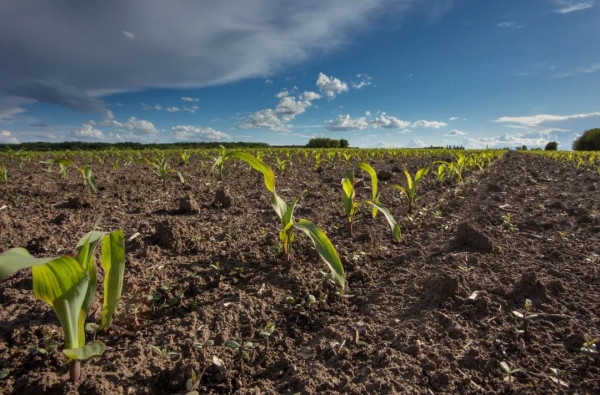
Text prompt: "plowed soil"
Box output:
[[0, 150, 599, 394]]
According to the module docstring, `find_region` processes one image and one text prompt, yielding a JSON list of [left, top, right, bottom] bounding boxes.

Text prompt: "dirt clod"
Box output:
[[212, 188, 232, 208], [453, 222, 494, 252]]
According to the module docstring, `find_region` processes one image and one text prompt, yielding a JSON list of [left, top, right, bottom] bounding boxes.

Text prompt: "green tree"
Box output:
[[544, 141, 558, 151], [573, 128, 600, 151], [340, 139, 349, 148]]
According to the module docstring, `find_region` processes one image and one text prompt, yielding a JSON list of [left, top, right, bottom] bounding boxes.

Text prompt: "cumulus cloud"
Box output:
[[325, 114, 369, 131], [370, 113, 410, 129], [181, 97, 199, 102], [299, 91, 322, 101], [552, 0, 594, 13], [0, 130, 19, 144], [71, 121, 104, 140], [494, 111, 600, 127], [240, 108, 290, 132], [121, 117, 159, 137], [466, 128, 571, 149], [1, 1, 406, 117], [172, 125, 230, 142], [275, 96, 312, 121], [407, 138, 426, 148], [412, 120, 448, 129], [446, 129, 468, 136], [317, 73, 349, 99]]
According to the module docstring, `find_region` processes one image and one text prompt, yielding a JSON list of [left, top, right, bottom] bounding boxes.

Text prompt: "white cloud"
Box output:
[[0, 130, 19, 144], [275, 96, 312, 121], [449, 116, 459, 121], [172, 125, 230, 142], [71, 121, 105, 140], [407, 138, 426, 148], [466, 128, 571, 149], [264, 79, 274, 85], [122, 30, 135, 40], [497, 21, 525, 29], [446, 129, 468, 136], [370, 113, 410, 129], [316, 72, 349, 99], [553, 0, 594, 13], [276, 89, 291, 98], [240, 108, 290, 132], [166, 106, 180, 112], [183, 106, 199, 114], [325, 114, 369, 131], [121, 117, 159, 137], [154, 104, 163, 110], [351, 73, 373, 89], [494, 111, 600, 127], [299, 91, 322, 101], [412, 120, 448, 129], [181, 97, 199, 102]]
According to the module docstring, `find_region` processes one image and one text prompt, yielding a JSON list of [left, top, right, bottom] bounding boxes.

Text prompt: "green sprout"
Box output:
[[393, 167, 430, 214], [0, 164, 8, 183], [512, 299, 538, 333], [78, 164, 98, 194], [341, 162, 401, 240], [138, 156, 185, 187], [500, 361, 521, 388], [549, 367, 568, 391], [0, 229, 126, 383]]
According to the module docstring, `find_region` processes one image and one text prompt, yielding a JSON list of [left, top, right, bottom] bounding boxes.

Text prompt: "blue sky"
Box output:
[[0, 0, 599, 149]]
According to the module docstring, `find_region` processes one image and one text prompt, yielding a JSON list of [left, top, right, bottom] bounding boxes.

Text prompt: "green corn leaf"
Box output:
[[100, 230, 125, 330], [63, 340, 106, 361], [357, 162, 377, 201], [283, 192, 304, 226], [226, 151, 275, 193], [403, 169, 414, 191], [0, 248, 56, 280], [341, 177, 355, 216], [366, 200, 402, 241], [414, 167, 429, 182], [32, 257, 89, 350], [270, 192, 288, 221], [295, 219, 345, 293]]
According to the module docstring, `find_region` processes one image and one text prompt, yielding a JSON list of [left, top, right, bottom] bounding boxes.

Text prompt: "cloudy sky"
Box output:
[[1, 0, 599, 149]]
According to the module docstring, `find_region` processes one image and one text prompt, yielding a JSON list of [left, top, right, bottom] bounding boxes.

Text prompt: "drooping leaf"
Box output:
[[0, 248, 56, 280], [270, 192, 288, 221], [100, 230, 126, 330], [63, 340, 106, 361], [295, 219, 345, 293], [357, 162, 378, 201], [366, 200, 402, 241], [226, 151, 275, 193]]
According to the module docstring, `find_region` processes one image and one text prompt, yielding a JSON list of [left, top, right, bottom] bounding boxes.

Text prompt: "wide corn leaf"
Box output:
[[295, 219, 345, 293], [357, 162, 378, 201], [283, 192, 303, 226], [341, 177, 355, 216], [100, 230, 125, 330], [32, 257, 89, 349], [270, 192, 288, 221]]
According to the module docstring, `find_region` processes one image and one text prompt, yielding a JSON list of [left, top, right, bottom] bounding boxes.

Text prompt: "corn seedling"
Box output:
[[180, 152, 191, 166], [78, 164, 98, 193], [512, 299, 538, 333], [226, 338, 255, 362], [220, 151, 346, 292], [138, 156, 185, 187], [500, 361, 521, 388], [435, 163, 446, 182], [0, 164, 8, 182], [341, 162, 402, 240], [150, 345, 179, 359], [275, 156, 291, 172], [41, 158, 74, 178], [0, 229, 126, 383], [393, 167, 429, 214], [502, 213, 517, 232]]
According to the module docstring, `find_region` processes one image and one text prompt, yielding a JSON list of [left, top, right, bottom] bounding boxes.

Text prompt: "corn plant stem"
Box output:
[[70, 360, 81, 383]]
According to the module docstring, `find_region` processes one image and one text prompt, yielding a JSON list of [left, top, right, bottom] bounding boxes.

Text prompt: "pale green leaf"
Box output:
[[63, 340, 106, 361], [100, 230, 126, 330], [366, 200, 402, 241], [226, 151, 275, 193], [0, 248, 56, 280]]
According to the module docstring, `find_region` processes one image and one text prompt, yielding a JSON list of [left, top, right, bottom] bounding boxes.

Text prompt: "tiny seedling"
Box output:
[[226, 338, 254, 362], [502, 213, 516, 232], [549, 367, 568, 390], [393, 167, 430, 214], [150, 345, 179, 359], [512, 299, 538, 333], [0, 164, 8, 183], [500, 361, 521, 388], [580, 339, 598, 356], [192, 339, 214, 350], [511, 326, 525, 346]]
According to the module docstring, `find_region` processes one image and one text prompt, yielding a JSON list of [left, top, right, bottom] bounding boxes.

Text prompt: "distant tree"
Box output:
[[306, 138, 341, 148], [573, 128, 600, 151], [544, 141, 558, 151], [339, 139, 349, 148], [516, 145, 528, 151]]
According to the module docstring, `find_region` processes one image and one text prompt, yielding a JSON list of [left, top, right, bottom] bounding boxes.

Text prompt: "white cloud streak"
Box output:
[[172, 125, 230, 141], [412, 120, 448, 129], [494, 111, 600, 127], [553, 0, 594, 13]]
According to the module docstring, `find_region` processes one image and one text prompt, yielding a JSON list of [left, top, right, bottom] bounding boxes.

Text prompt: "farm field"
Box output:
[[0, 148, 599, 394]]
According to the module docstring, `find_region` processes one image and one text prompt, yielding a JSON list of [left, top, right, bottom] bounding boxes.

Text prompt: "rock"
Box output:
[[212, 188, 232, 209], [178, 194, 199, 213], [454, 222, 494, 253]]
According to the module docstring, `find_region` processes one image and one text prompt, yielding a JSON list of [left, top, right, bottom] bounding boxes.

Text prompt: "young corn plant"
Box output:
[[341, 163, 401, 240], [0, 164, 8, 183], [138, 156, 185, 188], [393, 167, 429, 214], [41, 158, 74, 179], [220, 151, 346, 293], [78, 164, 98, 194], [0, 229, 126, 384]]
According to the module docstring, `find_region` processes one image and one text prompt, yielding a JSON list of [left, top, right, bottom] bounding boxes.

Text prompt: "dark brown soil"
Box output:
[[0, 150, 599, 394]]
